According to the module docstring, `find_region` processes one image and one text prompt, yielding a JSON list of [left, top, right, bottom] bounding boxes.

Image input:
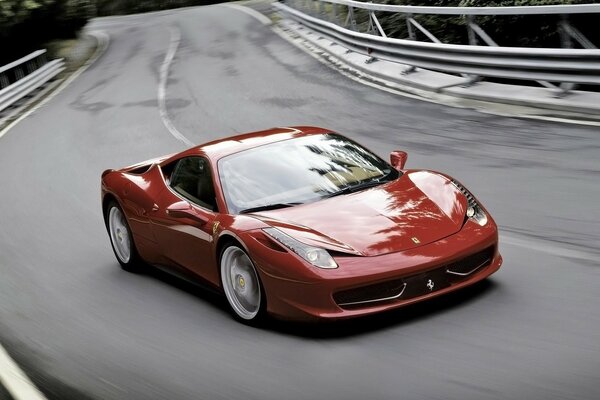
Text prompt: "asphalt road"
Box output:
[[1, 4, 599, 400]]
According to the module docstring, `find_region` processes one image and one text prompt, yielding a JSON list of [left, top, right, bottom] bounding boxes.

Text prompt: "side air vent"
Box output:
[[126, 164, 152, 174]]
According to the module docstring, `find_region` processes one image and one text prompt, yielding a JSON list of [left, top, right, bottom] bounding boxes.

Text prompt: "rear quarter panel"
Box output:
[[102, 165, 166, 264]]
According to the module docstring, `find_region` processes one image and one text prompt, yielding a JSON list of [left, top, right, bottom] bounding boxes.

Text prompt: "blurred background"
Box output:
[[3, 0, 600, 66], [0, 1, 224, 65]]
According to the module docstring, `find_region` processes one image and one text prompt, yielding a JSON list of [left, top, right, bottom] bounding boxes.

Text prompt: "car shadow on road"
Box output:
[[262, 279, 500, 339], [142, 264, 500, 339], [143, 265, 232, 313]]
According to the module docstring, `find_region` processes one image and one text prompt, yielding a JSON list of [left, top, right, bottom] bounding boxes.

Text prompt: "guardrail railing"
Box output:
[[0, 50, 65, 113], [274, 0, 600, 93]]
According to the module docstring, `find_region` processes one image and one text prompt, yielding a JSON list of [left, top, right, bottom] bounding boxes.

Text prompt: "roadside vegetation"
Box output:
[[1, 0, 89, 64], [1, 0, 598, 66], [0, 0, 220, 65], [372, 1, 599, 48]]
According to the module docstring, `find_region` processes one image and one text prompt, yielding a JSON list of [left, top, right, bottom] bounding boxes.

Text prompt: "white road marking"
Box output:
[[158, 27, 194, 147], [514, 114, 600, 127], [218, 3, 272, 25], [0, 344, 49, 400], [0, 30, 110, 141], [502, 233, 599, 263]]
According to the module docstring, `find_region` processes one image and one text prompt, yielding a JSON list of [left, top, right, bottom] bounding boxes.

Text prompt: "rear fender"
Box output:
[[103, 166, 166, 244]]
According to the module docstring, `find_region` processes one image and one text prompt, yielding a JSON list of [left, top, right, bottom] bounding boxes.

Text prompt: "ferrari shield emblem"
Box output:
[[426, 279, 435, 291], [411, 236, 420, 244], [212, 221, 220, 235]]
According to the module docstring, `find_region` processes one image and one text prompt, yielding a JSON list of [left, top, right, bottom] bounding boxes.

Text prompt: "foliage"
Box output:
[[372, 0, 600, 48], [0, 0, 219, 65], [0, 0, 90, 64], [95, 0, 220, 16]]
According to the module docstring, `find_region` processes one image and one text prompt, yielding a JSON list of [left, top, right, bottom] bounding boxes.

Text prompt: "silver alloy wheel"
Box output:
[[221, 246, 261, 320], [108, 206, 131, 264]]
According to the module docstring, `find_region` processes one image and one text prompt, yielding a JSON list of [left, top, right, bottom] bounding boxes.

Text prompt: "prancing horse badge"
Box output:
[[426, 279, 435, 291]]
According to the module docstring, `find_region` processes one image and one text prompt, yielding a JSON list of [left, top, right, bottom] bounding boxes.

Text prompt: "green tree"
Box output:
[[371, 0, 599, 47], [0, 0, 90, 64]]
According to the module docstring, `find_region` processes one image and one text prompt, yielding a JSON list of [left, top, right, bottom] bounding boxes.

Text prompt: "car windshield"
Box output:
[[218, 133, 399, 214]]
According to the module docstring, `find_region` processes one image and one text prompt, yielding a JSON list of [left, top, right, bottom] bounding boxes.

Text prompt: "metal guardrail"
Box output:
[[0, 50, 65, 113], [283, 0, 600, 15], [274, 0, 600, 91]]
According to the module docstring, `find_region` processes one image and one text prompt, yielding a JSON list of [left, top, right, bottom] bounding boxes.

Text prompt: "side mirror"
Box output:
[[390, 151, 408, 170], [166, 201, 208, 224]]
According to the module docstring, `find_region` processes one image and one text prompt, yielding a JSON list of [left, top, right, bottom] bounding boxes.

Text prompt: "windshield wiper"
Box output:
[[325, 179, 386, 199], [239, 202, 301, 214]]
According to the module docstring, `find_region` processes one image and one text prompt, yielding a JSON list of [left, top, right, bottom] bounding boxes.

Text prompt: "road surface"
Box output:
[[0, 4, 598, 400]]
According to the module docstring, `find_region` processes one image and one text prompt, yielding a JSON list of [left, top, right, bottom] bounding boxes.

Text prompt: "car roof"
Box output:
[[164, 126, 332, 163]]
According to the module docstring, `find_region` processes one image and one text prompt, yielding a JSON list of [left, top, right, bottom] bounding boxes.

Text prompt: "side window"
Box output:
[[169, 157, 218, 211]]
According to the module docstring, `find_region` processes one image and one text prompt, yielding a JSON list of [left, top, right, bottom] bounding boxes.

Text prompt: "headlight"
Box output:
[[451, 180, 488, 227], [262, 227, 338, 269]]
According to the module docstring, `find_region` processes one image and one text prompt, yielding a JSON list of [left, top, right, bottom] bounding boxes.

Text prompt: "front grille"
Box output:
[[333, 278, 406, 307], [333, 246, 495, 309], [446, 246, 494, 276]]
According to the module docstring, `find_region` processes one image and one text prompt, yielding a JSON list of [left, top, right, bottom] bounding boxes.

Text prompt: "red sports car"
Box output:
[[101, 126, 502, 322]]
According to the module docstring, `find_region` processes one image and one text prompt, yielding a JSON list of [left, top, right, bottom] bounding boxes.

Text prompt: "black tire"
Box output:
[[219, 243, 267, 324], [105, 200, 144, 273]]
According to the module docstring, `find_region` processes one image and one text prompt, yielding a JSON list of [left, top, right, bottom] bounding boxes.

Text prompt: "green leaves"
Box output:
[[373, 0, 599, 48], [0, 0, 90, 65]]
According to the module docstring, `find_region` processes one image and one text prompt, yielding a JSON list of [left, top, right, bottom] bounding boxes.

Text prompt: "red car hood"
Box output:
[[254, 171, 468, 256]]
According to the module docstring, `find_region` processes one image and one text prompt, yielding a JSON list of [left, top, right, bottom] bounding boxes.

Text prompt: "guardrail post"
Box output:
[[348, 6, 357, 31], [405, 14, 416, 40], [0, 74, 8, 89], [558, 15, 576, 96], [467, 15, 478, 46], [332, 3, 338, 24], [401, 13, 417, 75], [370, 10, 387, 37], [559, 15, 574, 49], [366, 11, 375, 35]]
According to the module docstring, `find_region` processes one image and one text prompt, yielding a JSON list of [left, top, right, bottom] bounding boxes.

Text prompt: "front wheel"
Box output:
[[220, 244, 265, 322], [106, 201, 143, 273]]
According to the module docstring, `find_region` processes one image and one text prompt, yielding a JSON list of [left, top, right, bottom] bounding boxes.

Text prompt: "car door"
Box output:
[[149, 156, 220, 286]]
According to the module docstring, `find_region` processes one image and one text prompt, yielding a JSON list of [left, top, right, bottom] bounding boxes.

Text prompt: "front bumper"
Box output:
[[253, 221, 501, 321]]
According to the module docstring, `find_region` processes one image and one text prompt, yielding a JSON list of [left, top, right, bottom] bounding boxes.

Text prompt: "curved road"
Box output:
[[1, 4, 599, 400]]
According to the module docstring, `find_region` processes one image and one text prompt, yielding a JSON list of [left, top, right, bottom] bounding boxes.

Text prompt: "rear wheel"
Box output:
[[106, 201, 143, 273], [220, 244, 265, 322]]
